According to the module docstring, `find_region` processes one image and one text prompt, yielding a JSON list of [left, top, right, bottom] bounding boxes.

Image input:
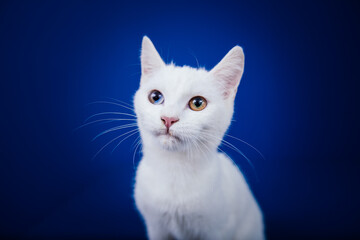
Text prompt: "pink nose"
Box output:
[[161, 116, 179, 129]]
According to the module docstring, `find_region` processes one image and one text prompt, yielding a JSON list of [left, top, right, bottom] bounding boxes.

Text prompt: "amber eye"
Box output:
[[148, 90, 164, 104], [189, 96, 207, 111]]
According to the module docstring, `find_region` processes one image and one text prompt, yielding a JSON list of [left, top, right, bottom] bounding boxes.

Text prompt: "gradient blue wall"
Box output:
[[1, 0, 359, 239]]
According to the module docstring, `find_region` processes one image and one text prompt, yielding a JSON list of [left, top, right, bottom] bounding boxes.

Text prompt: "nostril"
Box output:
[[171, 119, 179, 125], [161, 116, 179, 129]]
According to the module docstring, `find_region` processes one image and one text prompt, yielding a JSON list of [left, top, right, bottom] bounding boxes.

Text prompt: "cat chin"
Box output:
[[157, 134, 184, 152]]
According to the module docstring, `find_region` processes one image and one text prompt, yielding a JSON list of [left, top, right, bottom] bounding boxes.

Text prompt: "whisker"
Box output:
[[112, 129, 139, 153], [87, 101, 134, 112], [198, 137, 213, 155], [132, 139, 142, 169], [191, 137, 202, 157], [182, 132, 212, 159], [92, 128, 139, 160], [92, 123, 138, 141], [132, 136, 141, 148], [222, 143, 255, 171], [105, 97, 134, 108], [85, 112, 136, 123], [225, 134, 265, 160], [216, 145, 235, 165], [200, 131, 256, 171], [194, 138, 209, 157], [187, 48, 200, 68], [75, 118, 137, 130]]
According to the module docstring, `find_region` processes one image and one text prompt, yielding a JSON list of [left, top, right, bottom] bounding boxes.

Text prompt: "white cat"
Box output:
[[133, 36, 265, 240]]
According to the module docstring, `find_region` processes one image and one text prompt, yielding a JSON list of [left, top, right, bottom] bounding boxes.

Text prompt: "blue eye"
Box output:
[[148, 90, 164, 104]]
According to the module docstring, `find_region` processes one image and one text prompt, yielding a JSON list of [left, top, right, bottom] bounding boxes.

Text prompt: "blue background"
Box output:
[[1, 0, 359, 239]]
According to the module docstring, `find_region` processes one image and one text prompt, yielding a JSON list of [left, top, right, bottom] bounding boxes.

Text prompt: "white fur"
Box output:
[[134, 36, 265, 240]]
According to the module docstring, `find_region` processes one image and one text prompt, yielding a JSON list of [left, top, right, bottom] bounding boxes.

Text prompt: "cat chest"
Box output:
[[135, 161, 222, 215], [139, 170, 210, 204]]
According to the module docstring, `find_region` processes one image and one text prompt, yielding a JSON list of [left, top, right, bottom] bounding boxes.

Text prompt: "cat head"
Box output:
[[134, 36, 244, 153]]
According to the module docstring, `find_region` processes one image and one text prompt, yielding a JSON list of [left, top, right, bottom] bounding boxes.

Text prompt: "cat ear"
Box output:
[[140, 36, 165, 77], [210, 46, 245, 99]]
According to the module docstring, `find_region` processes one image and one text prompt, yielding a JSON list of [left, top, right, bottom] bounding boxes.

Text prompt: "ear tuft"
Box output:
[[210, 46, 245, 98], [141, 36, 165, 77]]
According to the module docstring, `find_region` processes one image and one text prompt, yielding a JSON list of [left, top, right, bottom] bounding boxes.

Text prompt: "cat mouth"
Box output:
[[154, 131, 181, 142]]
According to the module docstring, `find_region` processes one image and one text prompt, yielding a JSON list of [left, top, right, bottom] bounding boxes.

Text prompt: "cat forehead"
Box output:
[[142, 64, 213, 92]]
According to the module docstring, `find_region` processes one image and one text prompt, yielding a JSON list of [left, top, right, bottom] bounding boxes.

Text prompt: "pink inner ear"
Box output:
[[210, 45, 244, 99], [213, 65, 243, 98], [140, 37, 165, 77], [141, 57, 163, 76], [142, 63, 152, 75]]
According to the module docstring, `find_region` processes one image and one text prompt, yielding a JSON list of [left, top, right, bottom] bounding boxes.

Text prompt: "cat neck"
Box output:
[[141, 136, 218, 168]]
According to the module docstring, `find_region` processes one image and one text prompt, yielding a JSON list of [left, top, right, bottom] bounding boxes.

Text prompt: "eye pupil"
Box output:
[[194, 98, 203, 108], [152, 93, 160, 101]]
